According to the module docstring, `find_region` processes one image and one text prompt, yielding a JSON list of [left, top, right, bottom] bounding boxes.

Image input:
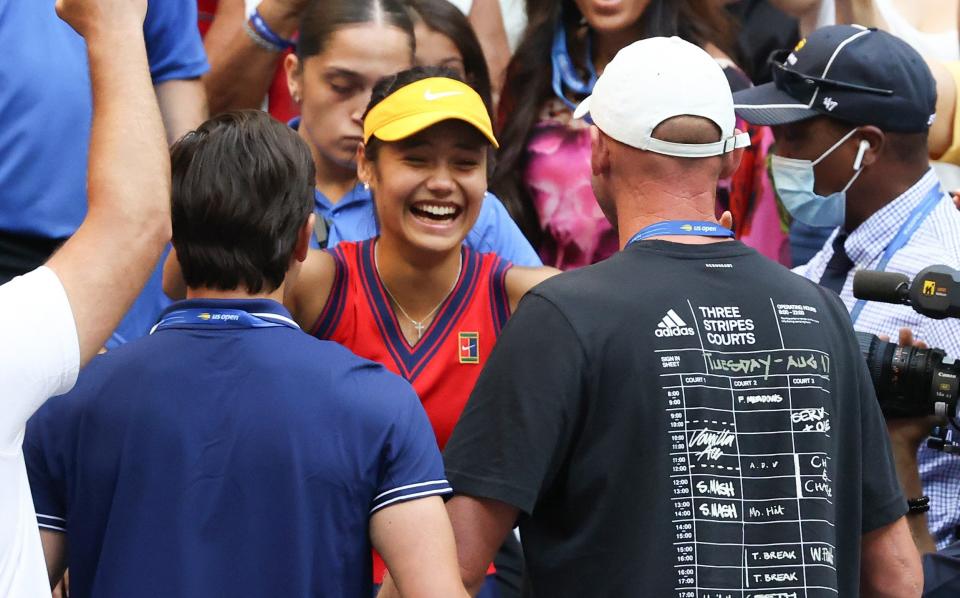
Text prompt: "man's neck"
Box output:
[[615, 185, 725, 248], [844, 163, 930, 231], [185, 285, 284, 304]]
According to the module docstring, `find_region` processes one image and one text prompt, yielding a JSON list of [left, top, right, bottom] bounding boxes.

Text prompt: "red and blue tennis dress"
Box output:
[[311, 239, 512, 583]]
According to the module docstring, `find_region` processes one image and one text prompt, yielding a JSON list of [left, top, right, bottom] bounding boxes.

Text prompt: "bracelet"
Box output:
[[244, 20, 284, 52], [248, 9, 296, 51], [907, 496, 930, 515]]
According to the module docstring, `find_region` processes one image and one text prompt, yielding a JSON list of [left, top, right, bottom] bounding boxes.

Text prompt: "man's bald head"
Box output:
[[603, 116, 729, 181], [652, 116, 723, 146], [589, 115, 744, 230]]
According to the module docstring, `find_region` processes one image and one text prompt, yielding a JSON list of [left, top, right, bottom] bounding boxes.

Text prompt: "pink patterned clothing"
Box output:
[[524, 92, 789, 270]]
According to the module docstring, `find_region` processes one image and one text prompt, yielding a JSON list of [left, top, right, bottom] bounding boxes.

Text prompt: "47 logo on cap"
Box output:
[[459, 331, 479, 364]]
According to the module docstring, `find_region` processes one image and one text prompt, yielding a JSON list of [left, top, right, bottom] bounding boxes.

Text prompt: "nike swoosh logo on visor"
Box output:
[[424, 90, 465, 101]]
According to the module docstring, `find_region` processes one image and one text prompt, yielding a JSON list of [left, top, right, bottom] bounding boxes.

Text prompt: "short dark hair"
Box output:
[[362, 65, 463, 161], [171, 111, 315, 294], [297, 0, 415, 61]]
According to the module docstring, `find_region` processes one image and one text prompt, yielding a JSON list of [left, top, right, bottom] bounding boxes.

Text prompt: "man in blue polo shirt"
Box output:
[[0, 0, 209, 348], [24, 110, 469, 598]]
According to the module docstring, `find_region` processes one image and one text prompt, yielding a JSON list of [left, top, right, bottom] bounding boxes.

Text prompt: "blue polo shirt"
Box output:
[[0, 0, 209, 239], [24, 298, 451, 598]]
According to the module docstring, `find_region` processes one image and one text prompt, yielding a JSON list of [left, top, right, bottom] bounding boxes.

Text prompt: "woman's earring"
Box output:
[[363, 182, 370, 191], [292, 92, 302, 104]]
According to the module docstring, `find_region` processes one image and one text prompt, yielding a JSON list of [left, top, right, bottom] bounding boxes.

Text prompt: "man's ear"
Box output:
[[719, 129, 746, 179], [856, 126, 884, 168], [590, 125, 610, 177], [294, 213, 315, 263], [284, 53, 303, 104], [719, 210, 734, 231]]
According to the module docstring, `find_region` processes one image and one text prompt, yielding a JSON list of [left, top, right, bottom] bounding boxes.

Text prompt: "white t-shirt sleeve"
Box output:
[[0, 266, 80, 450]]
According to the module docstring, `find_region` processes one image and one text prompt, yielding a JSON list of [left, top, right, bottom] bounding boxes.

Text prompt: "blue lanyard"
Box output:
[[626, 221, 735, 246], [150, 308, 300, 334], [849, 184, 945, 323], [551, 20, 597, 112]]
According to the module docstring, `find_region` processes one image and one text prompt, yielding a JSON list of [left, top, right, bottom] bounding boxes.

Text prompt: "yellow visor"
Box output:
[[363, 77, 499, 148]]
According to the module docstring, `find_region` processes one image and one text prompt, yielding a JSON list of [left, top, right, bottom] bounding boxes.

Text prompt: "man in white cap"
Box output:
[[434, 37, 921, 596]]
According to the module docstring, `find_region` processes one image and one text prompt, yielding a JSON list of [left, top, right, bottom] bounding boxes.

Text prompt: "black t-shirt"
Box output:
[[444, 240, 906, 598]]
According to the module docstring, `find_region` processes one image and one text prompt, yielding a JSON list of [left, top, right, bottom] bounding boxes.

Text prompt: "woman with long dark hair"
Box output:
[[493, 0, 787, 269]]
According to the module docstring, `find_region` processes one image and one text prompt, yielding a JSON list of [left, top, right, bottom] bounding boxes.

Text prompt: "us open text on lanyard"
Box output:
[[150, 308, 300, 334], [849, 185, 945, 323], [626, 220, 735, 246]]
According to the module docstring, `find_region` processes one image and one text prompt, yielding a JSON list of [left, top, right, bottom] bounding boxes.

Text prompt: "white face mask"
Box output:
[[769, 128, 866, 228]]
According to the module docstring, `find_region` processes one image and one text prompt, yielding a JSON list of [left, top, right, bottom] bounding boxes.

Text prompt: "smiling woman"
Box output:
[[282, 67, 558, 594], [275, 0, 540, 268]]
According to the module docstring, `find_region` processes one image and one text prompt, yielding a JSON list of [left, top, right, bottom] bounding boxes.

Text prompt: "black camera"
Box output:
[[852, 265, 960, 419], [855, 332, 959, 418]]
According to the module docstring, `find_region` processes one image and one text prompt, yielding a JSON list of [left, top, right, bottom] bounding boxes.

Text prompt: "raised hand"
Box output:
[[55, 0, 147, 39]]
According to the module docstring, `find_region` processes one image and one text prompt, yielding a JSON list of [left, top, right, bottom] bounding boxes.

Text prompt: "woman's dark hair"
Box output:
[[405, 0, 493, 113], [362, 65, 467, 162], [492, 0, 737, 245], [297, 0, 415, 61], [171, 111, 315, 294]]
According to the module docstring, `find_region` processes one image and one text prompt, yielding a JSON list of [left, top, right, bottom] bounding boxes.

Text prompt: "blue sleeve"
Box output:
[[144, 0, 209, 83], [370, 378, 452, 514], [465, 193, 542, 267], [23, 395, 75, 532]]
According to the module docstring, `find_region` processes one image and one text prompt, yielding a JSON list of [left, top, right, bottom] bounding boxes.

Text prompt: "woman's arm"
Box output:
[[504, 266, 560, 313], [284, 249, 337, 331]]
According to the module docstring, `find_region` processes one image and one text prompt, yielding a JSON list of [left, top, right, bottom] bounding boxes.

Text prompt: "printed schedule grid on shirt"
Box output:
[[658, 300, 837, 598]]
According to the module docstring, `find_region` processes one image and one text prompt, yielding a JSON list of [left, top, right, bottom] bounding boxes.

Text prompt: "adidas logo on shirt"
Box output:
[[655, 309, 696, 338]]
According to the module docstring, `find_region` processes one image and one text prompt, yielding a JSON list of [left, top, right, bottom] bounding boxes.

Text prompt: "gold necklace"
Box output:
[[374, 243, 462, 340]]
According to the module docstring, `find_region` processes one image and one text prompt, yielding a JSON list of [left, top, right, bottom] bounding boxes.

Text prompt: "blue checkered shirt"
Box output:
[[795, 168, 960, 548]]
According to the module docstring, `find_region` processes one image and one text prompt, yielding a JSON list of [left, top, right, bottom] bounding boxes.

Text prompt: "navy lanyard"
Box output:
[[150, 308, 300, 334], [551, 20, 597, 112], [626, 221, 735, 246], [849, 184, 945, 323]]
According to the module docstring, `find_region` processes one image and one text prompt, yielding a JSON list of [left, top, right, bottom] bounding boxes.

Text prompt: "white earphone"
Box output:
[[853, 139, 871, 171]]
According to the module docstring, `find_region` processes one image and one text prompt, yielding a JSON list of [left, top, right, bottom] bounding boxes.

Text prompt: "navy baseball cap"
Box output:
[[733, 25, 937, 133]]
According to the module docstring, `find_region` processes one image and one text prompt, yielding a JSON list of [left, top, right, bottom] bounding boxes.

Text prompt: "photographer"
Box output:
[[734, 25, 960, 549], [871, 327, 960, 595]]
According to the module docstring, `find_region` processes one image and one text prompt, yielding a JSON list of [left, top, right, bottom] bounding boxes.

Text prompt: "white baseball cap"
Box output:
[[573, 37, 750, 158]]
